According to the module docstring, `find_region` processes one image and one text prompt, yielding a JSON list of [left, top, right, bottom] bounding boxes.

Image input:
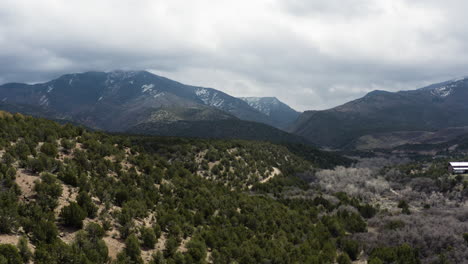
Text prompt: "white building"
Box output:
[[448, 162, 468, 174]]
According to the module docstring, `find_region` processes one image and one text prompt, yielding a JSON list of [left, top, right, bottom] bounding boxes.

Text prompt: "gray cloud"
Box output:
[[1, 0, 468, 111]]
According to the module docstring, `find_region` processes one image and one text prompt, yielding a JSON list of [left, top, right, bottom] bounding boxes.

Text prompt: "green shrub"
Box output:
[[186, 239, 207, 262], [140, 227, 157, 249], [60, 202, 86, 229], [337, 253, 352, 264], [0, 244, 22, 264], [124, 234, 143, 264], [77, 191, 98, 218], [40, 142, 58, 157], [34, 173, 62, 211], [17, 236, 32, 263], [340, 239, 359, 261]]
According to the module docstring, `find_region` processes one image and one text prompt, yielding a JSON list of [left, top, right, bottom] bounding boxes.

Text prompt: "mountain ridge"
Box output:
[[0, 70, 307, 144], [291, 77, 468, 148], [239, 96, 300, 129]]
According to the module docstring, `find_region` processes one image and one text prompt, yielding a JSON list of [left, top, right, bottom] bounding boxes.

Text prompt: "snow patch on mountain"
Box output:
[[153, 92, 165, 98], [47, 86, 54, 93], [195, 88, 225, 108], [240, 97, 280, 116], [431, 84, 456, 98], [195, 88, 209, 98], [142, 84, 155, 93], [39, 95, 49, 106]]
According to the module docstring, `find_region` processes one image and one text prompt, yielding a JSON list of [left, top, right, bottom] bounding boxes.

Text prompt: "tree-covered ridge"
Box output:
[[128, 136, 315, 190], [0, 111, 408, 264]]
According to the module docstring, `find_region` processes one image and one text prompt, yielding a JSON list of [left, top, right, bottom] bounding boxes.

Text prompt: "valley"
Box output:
[[0, 73, 468, 264]]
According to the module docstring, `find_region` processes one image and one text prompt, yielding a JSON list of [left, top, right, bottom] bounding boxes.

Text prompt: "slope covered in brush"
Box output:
[[0, 111, 384, 264]]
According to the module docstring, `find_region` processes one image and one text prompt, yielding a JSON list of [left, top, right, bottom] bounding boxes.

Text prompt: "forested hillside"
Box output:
[[0, 111, 387, 264]]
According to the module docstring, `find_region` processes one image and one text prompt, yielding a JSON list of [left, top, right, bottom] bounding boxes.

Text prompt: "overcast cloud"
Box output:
[[1, 0, 468, 110]]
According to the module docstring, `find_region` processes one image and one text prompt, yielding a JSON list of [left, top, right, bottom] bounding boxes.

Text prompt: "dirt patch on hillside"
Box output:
[[103, 232, 126, 260], [178, 237, 191, 253], [55, 183, 78, 217], [260, 167, 281, 183], [0, 234, 20, 246], [16, 169, 39, 201], [0, 234, 35, 253]]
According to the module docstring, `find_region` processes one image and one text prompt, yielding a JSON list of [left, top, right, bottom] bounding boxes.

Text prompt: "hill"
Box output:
[[0, 111, 374, 264], [128, 119, 311, 146], [291, 78, 468, 148]]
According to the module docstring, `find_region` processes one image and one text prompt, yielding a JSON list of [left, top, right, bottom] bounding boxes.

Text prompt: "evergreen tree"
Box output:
[[124, 234, 143, 264], [60, 202, 87, 229], [17, 236, 32, 263], [140, 227, 157, 249], [0, 244, 22, 264]]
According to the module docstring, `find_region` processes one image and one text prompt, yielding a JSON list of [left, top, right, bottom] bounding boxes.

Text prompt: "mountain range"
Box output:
[[290, 77, 468, 148], [2, 70, 468, 150], [0, 70, 307, 144]]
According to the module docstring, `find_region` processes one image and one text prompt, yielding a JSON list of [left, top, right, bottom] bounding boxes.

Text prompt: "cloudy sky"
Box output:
[[1, 0, 468, 110]]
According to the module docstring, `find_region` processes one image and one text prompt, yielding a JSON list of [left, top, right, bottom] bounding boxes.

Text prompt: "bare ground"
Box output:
[[15, 169, 39, 201]]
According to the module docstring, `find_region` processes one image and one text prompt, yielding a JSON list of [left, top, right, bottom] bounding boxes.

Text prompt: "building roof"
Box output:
[[453, 167, 468, 170], [449, 162, 468, 167]]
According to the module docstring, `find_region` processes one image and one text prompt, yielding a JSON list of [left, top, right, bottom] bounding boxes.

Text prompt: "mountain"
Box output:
[[290, 77, 468, 148], [239, 97, 300, 129], [0, 70, 274, 129], [0, 70, 310, 143]]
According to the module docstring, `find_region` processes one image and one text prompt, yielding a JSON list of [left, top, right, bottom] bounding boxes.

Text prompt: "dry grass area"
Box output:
[[15, 169, 39, 201], [0, 234, 35, 253], [59, 227, 79, 244], [103, 231, 125, 260], [155, 233, 167, 252], [0, 234, 20, 247]]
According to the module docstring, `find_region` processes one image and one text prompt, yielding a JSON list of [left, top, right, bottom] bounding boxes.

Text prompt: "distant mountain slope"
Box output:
[[291, 78, 468, 148], [0, 70, 275, 130], [0, 71, 313, 143], [347, 127, 468, 150], [239, 97, 300, 129]]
